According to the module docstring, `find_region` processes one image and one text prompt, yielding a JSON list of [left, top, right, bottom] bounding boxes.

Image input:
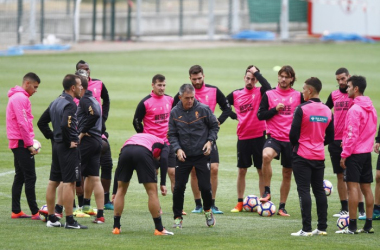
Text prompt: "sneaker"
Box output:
[[31, 213, 41, 220], [373, 210, 380, 220], [82, 205, 97, 216], [73, 207, 90, 218], [93, 217, 105, 224], [112, 227, 121, 234], [211, 205, 223, 214], [204, 210, 216, 227], [311, 229, 327, 236], [358, 212, 366, 220], [46, 220, 63, 227], [65, 220, 88, 229], [154, 228, 174, 236], [191, 205, 203, 213], [291, 230, 312, 236], [104, 202, 114, 210], [231, 202, 243, 213], [277, 208, 290, 217], [173, 217, 183, 229], [358, 227, 374, 234], [182, 210, 187, 216], [333, 210, 348, 218], [11, 211, 31, 219], [335, 228, 358, 234], [259, 192, 271, 202]]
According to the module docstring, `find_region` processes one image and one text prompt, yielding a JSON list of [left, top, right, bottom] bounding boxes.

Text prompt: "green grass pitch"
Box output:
[[0, 42, 380, 249]]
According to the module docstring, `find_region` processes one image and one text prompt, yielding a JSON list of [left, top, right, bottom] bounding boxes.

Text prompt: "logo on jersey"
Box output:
[[310, 115, 328, 123], [195, 111, 199, 119]]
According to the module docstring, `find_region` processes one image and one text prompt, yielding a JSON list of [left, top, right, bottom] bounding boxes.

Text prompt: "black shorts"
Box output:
[[377, 154, 380, 171], [50, 142, 80, 183], [167, 145, 177, 168], [115, 145, 157, 184], [263, 136, 292, 168], [80, 136, 102, 177], [344, 153, 373, 183], [328, 140, 343, 174], [100, 138, 113, 179], [237, 136, 265, 169], [210, 142, 219, 164]]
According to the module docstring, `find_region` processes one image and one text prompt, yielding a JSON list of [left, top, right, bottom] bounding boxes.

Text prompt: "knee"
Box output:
[[238, 168, 247, 177], [283, 168, 292, 180], [173, 185, 186, 195], [211, 165, 218, 176]]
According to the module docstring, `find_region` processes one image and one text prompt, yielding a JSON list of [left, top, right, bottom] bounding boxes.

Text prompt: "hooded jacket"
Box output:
[[341, 96, 378, 158], [6, 86, 34, 149]]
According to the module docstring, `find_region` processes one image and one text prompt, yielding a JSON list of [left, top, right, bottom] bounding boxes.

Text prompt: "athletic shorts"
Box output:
[[328, 140, 343, 174], [344, 153, 373, 183], [80, 136, 102, 177], [115, 145, 157, 184], [263, 136, 292, 168], [237, 136, 265, 169], [50, 142, 80, 183], [167, 145, 177, 168], [100, 138, 113, 179], [210, 142, 219, 164]]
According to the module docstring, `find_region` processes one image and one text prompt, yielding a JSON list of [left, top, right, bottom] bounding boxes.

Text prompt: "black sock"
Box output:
[[279, 203, 285, 210], [153, 216, 164, 231], [55, 204, 63, 214], [97, 209, 104, 218], [348, 219, 357, 231], [84, 198, 91, 206], [265, 186, 271, 194], [195, 199, 202, 207], [114, 216, 121, 229], [66, 215, 75, 224], [104, 192, 110, 204], [78, 195, 84, 207], [364, 218, 372, 230], [341, 200, 348, 211], [358, 202, 365, 213], [48, 214, 57, 223], [73, 199, 76, 208], [212, 199, 215, 206], [374, 204, 380, 211], [238, 198, 243, 202]]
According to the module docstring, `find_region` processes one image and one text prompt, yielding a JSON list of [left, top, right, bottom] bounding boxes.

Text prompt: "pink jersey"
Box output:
[[330, 89, 352, 140], [123, 133, 165, 158], [195, 83, 217, 112], [266, 85, 301, 142], [341, 96, 378, 158], [232, 87, 266, 139], [6, 86, 35, 148], [297, 101, 332, 160]]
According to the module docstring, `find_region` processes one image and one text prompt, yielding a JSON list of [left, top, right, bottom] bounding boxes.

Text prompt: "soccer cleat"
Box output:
[[112, 227, 121, 234], [372, 210, 380, 220], [173, 217, 183, 229], [11, 211, 31, 219], [154, 228, 174, 236], [291, 230, 312, 236], [182, 210, 187, 216], [73, 207, 90, 218], [211, 206, 223, 214], [191, 205, 203, 213], [311, 229, 327, 236], [358, 227, 374, 234], [65, 220, 88, 229], [259, 192, 271, 202], [31, 213, 41, 220], [93, 217, 105, 224], [104, 202, 114, 210], [204, 210, 216, 227], [335, 228, 358, 234], [277, 208, 290, 217], [231, 202, 243, 213], [46, 220, 63, 227], [82, 205, 97, 216], [358, 212, 366, 220], [333, 210, 348, 218]]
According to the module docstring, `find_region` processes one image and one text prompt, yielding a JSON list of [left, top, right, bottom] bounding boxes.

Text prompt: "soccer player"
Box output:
[[38, 74, 87, 229], [372, 126, 380, 220], [289, 77, 334, 236], [169, 84, 219, 229], [325, 67, 366, 218], [226, 65, 271, 212], [173, 65, 231, 214], [76, 75, 105, 223], [337, 75, 377, 234], [257, 65, 303, 216], [6, 72, 41, 220], [112, 133, 173, 236], [75, 60, 114, 210]]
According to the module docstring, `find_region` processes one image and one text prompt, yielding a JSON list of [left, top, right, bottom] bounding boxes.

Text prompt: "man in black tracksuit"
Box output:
[[168, 84, 219, 229]]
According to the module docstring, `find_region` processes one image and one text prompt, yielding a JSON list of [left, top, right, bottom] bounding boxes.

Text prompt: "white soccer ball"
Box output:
[[257, 201, 276, 217], [39, 204, 48, 222], [33, 139, 41, 153], [323, 179, 333, 196], [243, 195, 261, 212], [337, 214, 349, 230]]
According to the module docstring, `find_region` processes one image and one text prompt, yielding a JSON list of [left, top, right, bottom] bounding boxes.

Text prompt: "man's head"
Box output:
[[63, 74, 82, 99], [244, 65, 260, 90], [278, 65, 296, 89], [335, 67, 350, 90], [189, 65, 204, 89], [22, 72, 41, 96], [303, 77, 322, 101], [75, 69, 89, 98], [347, 75, 366, 99], [151, 74, 166, 96], [178, 83, 195, 110], [76, 60, 90, 79]]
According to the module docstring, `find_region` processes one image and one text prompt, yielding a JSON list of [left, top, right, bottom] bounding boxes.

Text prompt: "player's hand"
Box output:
[[203, 141, 212, 156], [70, 141, 78, 148], [160, 185, 167, 196], [111, 194, 116, 203], [249, 66, 258, 74], [217, 118, 221, 127], [276, 103, 285, 111], [340, 157, 346, 169], [177, 149, 186, 162], [374, 143, 380, 154], [28, 146, 38, 155]]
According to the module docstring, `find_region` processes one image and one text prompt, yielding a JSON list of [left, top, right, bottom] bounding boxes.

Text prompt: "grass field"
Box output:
[[0, 42, 380, 250]]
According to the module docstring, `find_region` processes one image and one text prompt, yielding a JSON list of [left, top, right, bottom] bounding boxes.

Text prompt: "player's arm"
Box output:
[[289, 106, 303, 146], [216, 88, 232, 124], [100, 83, 110, 122], [61, 103, 79, 148], [374, 125, 380, 154], [300, 93, 305, 104], [13, 96, 34, 148], [206, 107, 220, 143], [324, 115, 335, 145], [341, 109, 360, 158], [257, 92, 277, 120], [254, 72, 272, 95], [325, 93, 333, 109], [167, 110, 181, 153], [80, 98, 101, 134], [132, 100, 146, 133], [226, 92, 237, 120], [158, 144, 169, 191], [37, 107, 54, 140]]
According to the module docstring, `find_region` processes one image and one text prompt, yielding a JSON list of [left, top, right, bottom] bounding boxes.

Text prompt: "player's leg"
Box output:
[[310, 160, 327, 234], [278, 142, 293, 216], [190, 168, 202, 213], [209, 143, 222, 213], [260, 142, 278, 202], [173, 161, 192, 225], [374, 165, 380, 219], [168, 168, 175, 193], [113, 181, 129, 234], [100, 137, 113, 210]]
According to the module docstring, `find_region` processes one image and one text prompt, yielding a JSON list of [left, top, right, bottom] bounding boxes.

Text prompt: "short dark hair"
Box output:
[[304, 77, 322, 94], [278, 65, 296, 86], [179, 83, 195, 96], [62, 74, 80, 91], [335, 67, 349, 76], [152, 74, 165, 84], [189, 65, 203, 76], [76, 60, 88, 70], [246, 65, 260, 75], [347, 75, 367, 94], [23, 72, 40, 84], [78, 75, 88, 90]]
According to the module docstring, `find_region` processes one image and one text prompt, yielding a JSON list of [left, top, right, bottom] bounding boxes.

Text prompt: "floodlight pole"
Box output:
[[29, 0, 36, 44], [280, 0, 289, 40], [208, 0, 215, 40]]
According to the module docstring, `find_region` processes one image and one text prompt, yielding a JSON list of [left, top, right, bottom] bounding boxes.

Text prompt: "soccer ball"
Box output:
[[243, 195, 260, 212], [257, 201, 276, 217], [337, 214, 349, 230], [323, 179, 333, 196], [33, 139, 41, 153], [39, 204, 48, 222]]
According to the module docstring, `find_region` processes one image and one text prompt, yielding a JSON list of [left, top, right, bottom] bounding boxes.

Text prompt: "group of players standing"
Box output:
[[6, 61, 380, 236]]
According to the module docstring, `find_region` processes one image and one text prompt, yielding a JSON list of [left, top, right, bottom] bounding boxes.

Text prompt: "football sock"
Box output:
[[364, 218, 372, 230], [358, 202, 365, 213], [195, 199, 202, 207], [211, 199, 215, 206], [104, 192, 110, 204], [341, 200, 348, 211], [78, 195, 84, 207], [279, 203, 285, 210], [374, 204, 380, 211], [114, 216, 121, 228], [48, 214, 58, 223], [73, 200, 76, 208], [66, 215, 75, 224], [238, 198, 243, 202], [153, 216, 164, 231], [264, 186, 270, 194], [55, 204, 63, 214], [97, 209, 104, 218], [84, 198, 91, 206], [348, 219, 357, 231]]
